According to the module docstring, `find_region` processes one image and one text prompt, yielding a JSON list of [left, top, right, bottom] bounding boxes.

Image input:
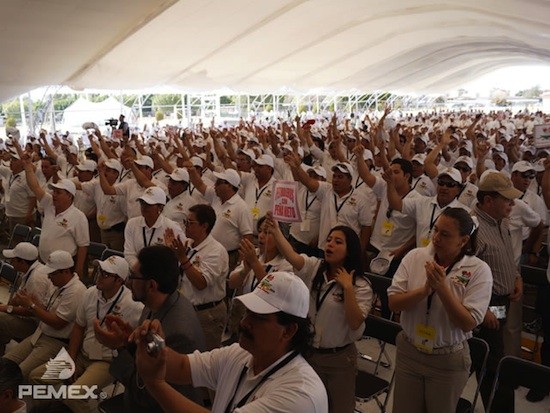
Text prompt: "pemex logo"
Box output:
[[41, 347, 75, 380]]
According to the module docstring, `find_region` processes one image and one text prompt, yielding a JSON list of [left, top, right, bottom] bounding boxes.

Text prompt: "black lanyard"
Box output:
[[146, 293, 180, 323], [315, 280, 336, 312], [118, 169, 131, 182], [46, 287, 66, 311], [8, 173, 19, 189], [425, 260, 460, 318], [333, 189, 354, 217], [354, 177, 364, 189], [428, 203, 438, 231], [386, 189, 412, 219], [189, 185, 196, 196], [67, 164, 74, 176], [223, 351, 299, 413], [255, 185, 269, 205], [142, 227, 157, 247], [411, 177, 420, 190], [251, 264, 273, 291], [96, 286, 125, 326], [304, 192, 317, 213], [519, 191, 526, 200]]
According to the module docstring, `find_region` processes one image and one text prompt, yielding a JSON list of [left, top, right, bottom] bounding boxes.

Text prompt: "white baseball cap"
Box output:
[[331, 162, 354, 176], [67, 145, 79, 155], [438, 167, 462, 184], [453, 156, 474, 170], [43, 251, 74, 274], [49, 179, 76, 196], [411, 154, 426, 165], [254, 154, 274, 168], [213, 169, 241, 188], [105, 158, 123, 173], [237, 148, 256, 160], [191, 156, 204, 168], [135, 156, 154, 169], [303, 164, 327, 179], [76, 160, 97, 172], [169, 168, 189, 183], [511, 161, 535, 173], [95, 255, 130, 280], [3, 242, 38, 261], [138, 186, 167, 205], [235, 271, 309, 318]]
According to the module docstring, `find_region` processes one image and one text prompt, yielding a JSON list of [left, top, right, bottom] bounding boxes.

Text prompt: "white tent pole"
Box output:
[[19, 95, 27, 130], [27, 93, 34, 133]]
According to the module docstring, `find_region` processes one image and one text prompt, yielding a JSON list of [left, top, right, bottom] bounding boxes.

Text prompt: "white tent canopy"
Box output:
[[2, 0, 549, 103], [62, 96, 133, 127]]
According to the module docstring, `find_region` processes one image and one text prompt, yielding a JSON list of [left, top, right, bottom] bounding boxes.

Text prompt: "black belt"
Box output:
[[490, 294, 510, 307], [104, 222, 126, 232], [194, 300, 222, 311], [313, 343, 352, 354], [44, 335, 70, 344]]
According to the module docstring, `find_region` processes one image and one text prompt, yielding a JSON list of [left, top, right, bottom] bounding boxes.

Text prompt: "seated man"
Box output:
[[4, 251, 87, 379], [133, 271, 328, 413], [30, 255, 144, 413], [94, 245, 206, 412], [0, 242, 53, 355]]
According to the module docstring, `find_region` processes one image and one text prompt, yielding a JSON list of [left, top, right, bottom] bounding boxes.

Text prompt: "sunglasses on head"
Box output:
[[437, 179, 461, 188]]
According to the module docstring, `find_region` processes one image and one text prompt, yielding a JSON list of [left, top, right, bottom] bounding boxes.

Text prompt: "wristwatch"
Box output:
[[6, 305, 13, 314], [29, 303, 36, 311]]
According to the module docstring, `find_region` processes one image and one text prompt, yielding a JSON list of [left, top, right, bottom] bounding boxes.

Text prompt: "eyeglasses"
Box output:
[[184, 219, 200, 227], [454, 165, 471, 173], [127, 270, 147, 281], [437, 180, 461, 188], [520, 171, 535, 179]]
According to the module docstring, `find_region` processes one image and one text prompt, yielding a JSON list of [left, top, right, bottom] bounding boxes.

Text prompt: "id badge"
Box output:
[[489, 305, 507, 320], [300, 219, 311, 232], [414, 323, 436, 353], [251, 207, 260, 220], [420, 237, 431, 247], [381, 220, 394, 236], [88, 340, 103, 360], [98, 215, 107, 226]]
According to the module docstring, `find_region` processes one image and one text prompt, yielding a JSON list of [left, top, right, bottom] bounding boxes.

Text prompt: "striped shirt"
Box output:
[[473, 205, 518, 295]]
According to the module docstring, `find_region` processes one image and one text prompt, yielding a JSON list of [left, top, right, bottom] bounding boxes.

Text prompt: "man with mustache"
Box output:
[[133, 271, 328, 413]]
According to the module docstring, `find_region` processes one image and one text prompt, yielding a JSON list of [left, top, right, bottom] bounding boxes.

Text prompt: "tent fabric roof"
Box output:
[[2, 0, 549, 102]]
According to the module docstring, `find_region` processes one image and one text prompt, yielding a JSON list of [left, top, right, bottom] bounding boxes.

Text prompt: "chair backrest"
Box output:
[[364, 272, 392, 297], [8, 224, 31, 248], [88, 242, 107, 260], [487, 356, 550, 412], [0, 262, 18, 284], [363, 314, 402, 345], [101, 249, 124, 260], [28, 226, 41, 241], [520, 265, 549, 287], [30, 234, 40, 247], [466, 337, 489, 410]]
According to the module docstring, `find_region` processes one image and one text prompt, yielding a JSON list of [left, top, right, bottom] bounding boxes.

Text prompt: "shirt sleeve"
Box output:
[[461, 262, 493, 326], [73, 210, 90, 247]]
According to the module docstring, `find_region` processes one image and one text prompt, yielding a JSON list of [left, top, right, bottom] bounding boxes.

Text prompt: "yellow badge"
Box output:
[[251, 207, 260, 220], [414, 323, 436, 353], [98, 215, 107, 225], [420, 237, 431, 247], [381, 220, 394, 236]]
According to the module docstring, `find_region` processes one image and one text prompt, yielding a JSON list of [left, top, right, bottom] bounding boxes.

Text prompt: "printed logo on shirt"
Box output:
[[223, 209, 232, 219], [450, 270, 472, 287], [57, 218, 69, 229], [264, 189, 272, 198], [348, 197, 357, 206], [192, 256, 201, 267], [176, 203, 184, 211], [332, 291, 344, 302]]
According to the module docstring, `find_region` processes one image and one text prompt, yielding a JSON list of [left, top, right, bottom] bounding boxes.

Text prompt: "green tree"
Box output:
[[152, 94, 182, 114], [515, 85, 542, 99]]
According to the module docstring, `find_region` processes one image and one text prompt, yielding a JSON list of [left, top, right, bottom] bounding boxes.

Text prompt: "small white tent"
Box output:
[[62, 97, 133, 128]]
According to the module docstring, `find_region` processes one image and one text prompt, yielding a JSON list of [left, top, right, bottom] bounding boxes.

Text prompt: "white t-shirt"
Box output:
[[289, 185, 322, 246], [163, 191, 196, 229], [509, 199, 542, 265], [81, 179, 126, 230], [16, 261, 54, 307], [230, 254, 293, 295], [188, 344, 328, 413], [0, 168, 34, 217], [114, 179, 168, 219]]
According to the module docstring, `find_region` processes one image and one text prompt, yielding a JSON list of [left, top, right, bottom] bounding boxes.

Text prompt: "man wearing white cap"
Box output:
[[22, 155, 90, 279], [134, 271, 328, 413], [77, 159, 127, 251], [286, 158, 374, 252], [163, 168, 195, 228], [0, 243, 53, 355], [124, 186, 184, 268], [4, 251, 87, 379], [187, 166, 253, 270], [99, 155, 168, 219], [40, 137, 80, 179], [29, 255, 143, 413], [410, 154, 436, 197], [240, 154, 277, 232], [0, 151, 36, 231], [388, 167, 470, 248]]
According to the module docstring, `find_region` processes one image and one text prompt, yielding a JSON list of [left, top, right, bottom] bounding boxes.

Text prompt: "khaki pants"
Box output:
[[196, 301, 227, 351], [307, 344, 358, 413], [392, 332, 471, 413], [30, 351, 113, 413], [4, 333, 66, 380], [0, 313, 38, 355], [100, 229, 124, 252]]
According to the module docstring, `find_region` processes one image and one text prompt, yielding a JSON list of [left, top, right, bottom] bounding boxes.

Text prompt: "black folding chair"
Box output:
[[0, 262, 19, 301], [7, 224, 31, 249], [360, 272, 394, 368], [30, 234, 40, 247], [456, 337, 489, 413], [101, 249, 124, 260], [487, 356, 550, 412], [98, 393, 124, 413], [355, 315, 402, 413], [27, 226, 41, 241], [520, 264, 549, 359]]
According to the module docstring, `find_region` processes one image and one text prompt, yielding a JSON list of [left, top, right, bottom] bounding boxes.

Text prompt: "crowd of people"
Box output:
[[0, 107, 548, 413]]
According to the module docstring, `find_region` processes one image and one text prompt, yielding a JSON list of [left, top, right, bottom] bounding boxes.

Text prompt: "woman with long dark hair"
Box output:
[[266, 213, 372, 413], [388, 207, 493, 413]]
